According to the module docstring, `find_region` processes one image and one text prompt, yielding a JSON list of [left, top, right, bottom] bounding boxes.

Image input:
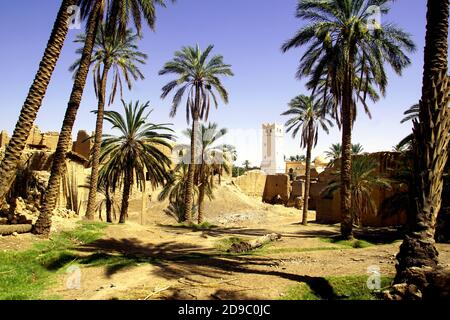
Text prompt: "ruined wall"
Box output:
[[262, 174, 290, 204], [234, 170, 267, 197], [287, 180, 304, 207], [314, 152, 408, 227], [0, 130, 10, 148], [26, 126, 42, 146], [72, 130, 93, 160], [40, 132, 60, 150]]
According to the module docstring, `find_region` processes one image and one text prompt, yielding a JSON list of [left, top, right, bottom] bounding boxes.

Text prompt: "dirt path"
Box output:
[[47, 211, 450, 300], [3, 183, 450, 300]]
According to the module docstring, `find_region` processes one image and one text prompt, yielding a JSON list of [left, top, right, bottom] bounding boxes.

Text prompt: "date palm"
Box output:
[[282, 0, 415, 238], [325, 143, 343, 164], [184, 123, 233, 224], [352, 143, 364, 155], [159, 44, 234, 222], [0, 0, 77, 206], [70, 24, 147, 220], [34, 0, 171, 236], [395, 0, 450, 284], [282, 94, 333, 225], [99, 100, 174, 223], [322, 156, 392, 227]]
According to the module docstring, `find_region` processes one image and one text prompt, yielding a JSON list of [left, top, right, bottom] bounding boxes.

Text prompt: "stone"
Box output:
[[12, 232, 18, 237]]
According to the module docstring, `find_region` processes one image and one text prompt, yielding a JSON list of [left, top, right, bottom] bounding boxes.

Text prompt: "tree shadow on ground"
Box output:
[[354, 227, 404, 244], [158, 223, 341, 240], [43, 236, 342, 299]]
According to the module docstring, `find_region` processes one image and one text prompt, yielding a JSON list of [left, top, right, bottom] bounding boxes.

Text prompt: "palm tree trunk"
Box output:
[[395, 0, 449, 283], [198, 180, 205, 224], [119, 170, 132, 224], [106, 185, 113, 223], [33, 0, 102, 236], [340, 62, 355, 240], [302, 127, 313, 226], [183, 119, 197, 222], [183, 85, 201, 222], [85, 63, 110, 220], [0, 0, 75, 206]]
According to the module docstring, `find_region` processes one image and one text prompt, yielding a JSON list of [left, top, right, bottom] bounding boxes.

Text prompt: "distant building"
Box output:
[[260, 123, 285, 175]]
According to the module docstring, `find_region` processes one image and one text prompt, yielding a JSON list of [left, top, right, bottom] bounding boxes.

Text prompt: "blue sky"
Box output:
[[0, 0, 430, 166]]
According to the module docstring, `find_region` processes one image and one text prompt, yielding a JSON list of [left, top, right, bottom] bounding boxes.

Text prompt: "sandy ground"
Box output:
[[2, 182, 450, 300]]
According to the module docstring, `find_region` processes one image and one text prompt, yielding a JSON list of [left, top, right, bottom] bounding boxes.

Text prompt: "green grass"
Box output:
[[180, 221, 218, 231], [0, 221, 107, 300], [281, 275, 393, 300], [214, 236, 247, 252], [320, 236, 374, 249]]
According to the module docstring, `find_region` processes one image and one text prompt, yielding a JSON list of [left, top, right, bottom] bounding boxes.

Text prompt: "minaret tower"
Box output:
[[260, 123, 285, 175]]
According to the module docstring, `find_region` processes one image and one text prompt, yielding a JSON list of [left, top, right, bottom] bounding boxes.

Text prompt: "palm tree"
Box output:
[[0, 0, 77, 206], [322, 156, 392, 227], [282, 0, 415, 239], [400, 104, 420, 124], [282, 94, 333, 225], [159, 45, 234, 222], [34, 0, 171, 236], [70, 24, 147, 220], [99, 100, 174, 223], [182, 123, 233, 224], [325, 143, 343, 164], [352, 143, 364, 155], [392, 104, 420, 153], [395, 0, 449, 284], [325, 143, 364, 165], [243, 160, 251, 170], [158, 164, 198, 208]]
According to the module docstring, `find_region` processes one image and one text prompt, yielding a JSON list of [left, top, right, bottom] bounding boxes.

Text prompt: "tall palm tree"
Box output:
[[243, 160, 251, 170], [395, 0, 449, 284], [182, 123, 233, 224], [159, 45, 234, 222], [282, 0, 415, 239], [34, 0, 104, 236], [0, 0, 77, 206], [322, 156, 392, 227], [70, 25, 147, 219], [99, 100, 174, 223], [34, 0, 171, 236], [282, 94, 333, 225]]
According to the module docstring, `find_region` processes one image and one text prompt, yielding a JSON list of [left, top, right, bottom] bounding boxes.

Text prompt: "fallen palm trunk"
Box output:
[[0, 224, 32, 236], [228, 233, 282, 254]]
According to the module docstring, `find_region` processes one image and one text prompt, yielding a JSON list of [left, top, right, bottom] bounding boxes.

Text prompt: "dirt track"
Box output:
[[3, 183, 450, 300]]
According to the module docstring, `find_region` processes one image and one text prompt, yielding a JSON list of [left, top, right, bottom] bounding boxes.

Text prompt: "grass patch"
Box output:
[[182, 221, 218, 231], [320, 236, 374, 249], [281, 275, 393, 300], [0, 221, 107, 300], [214, 236, 247, 252]]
